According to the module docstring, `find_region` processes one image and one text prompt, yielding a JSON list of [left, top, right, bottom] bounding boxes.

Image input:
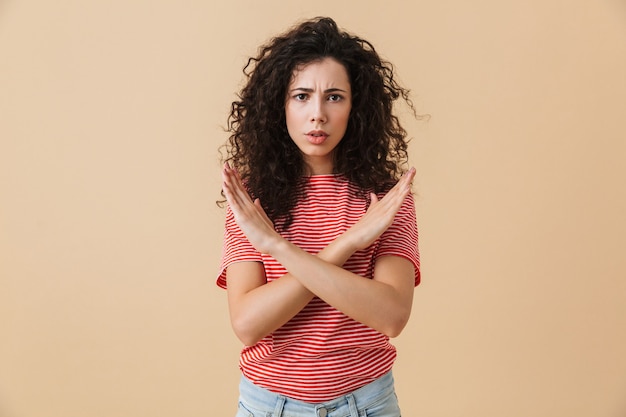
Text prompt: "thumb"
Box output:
[[254, 198, 274, 226]]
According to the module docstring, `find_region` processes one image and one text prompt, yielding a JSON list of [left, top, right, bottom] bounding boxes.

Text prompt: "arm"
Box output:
[[225, 237, 362, 346], [259, 229, 415, 338], [222, 163, 417, 338]]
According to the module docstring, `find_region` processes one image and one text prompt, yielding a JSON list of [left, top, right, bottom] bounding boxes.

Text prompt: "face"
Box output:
[[285, 57, 352, 175]]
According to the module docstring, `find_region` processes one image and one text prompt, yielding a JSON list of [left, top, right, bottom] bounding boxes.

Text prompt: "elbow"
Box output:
[[382, 321, 407, 338], [233, 329, 262, 347], [236, 333, 262, 347], [230, 316, 265, 347], [380, 310, 411, 338]]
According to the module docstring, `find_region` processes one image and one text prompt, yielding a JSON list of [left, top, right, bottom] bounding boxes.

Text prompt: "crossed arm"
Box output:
[[222, 164, 417, 346]]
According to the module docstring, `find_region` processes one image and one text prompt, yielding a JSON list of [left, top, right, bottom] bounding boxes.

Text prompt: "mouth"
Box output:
[[306, 130, 329, 145]]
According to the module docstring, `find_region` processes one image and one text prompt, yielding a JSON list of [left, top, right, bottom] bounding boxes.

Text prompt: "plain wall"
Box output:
[[1, 1, 625, 416]]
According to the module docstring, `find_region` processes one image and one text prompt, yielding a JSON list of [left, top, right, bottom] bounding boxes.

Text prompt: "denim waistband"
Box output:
[[238, 371, 396, 417]]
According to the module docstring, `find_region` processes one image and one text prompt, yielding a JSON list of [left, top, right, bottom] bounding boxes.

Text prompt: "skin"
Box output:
[[222, 58, 417, 346], [285, 57, 352, 175]]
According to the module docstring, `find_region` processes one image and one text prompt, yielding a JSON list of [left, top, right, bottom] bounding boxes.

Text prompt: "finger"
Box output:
[[223, 171, 254, 215], [223, 165, 252, 204], [365, 192, 379, 213], [254, 198, 274, 226], [387, 168, 415, 199], [222, 167, 240, 203], [374, 170, 414, 215], [394, 167, 414, 191], [401, 167, 416, 189], [224, 163, 246, 191]]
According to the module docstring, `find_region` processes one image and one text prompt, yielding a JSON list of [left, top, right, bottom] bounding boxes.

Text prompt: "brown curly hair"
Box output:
[[220, 17, 414, 228]]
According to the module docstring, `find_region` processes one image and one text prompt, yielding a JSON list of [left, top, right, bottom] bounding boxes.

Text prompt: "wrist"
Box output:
[[266, 233, 291, 258], [322, 232, 358, 265]]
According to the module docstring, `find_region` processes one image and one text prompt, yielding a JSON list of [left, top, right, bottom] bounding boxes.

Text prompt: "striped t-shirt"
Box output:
[[217, 174, 420, 402]]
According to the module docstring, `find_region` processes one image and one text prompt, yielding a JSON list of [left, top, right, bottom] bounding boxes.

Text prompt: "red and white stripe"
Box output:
[[217, 174, 420, 402]]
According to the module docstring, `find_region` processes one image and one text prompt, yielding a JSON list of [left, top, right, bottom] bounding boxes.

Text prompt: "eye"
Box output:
[[294, 93, 308, 101], [328, 94, 343, 102]]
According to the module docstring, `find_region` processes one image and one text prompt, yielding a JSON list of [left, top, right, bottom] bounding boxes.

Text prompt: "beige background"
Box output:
[[1, 1, 625, 416]]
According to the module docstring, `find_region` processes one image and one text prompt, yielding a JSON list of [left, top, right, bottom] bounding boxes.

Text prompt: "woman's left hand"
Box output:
[[221, 163, 281, 254], [340, 167, 415, 251]]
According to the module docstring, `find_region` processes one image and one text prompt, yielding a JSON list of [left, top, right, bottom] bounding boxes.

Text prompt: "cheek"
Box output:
[[285, 103, 303, 124], [339, 108, 351, 129], [284, 107, 301, 140], [284, 106, 295, 129]]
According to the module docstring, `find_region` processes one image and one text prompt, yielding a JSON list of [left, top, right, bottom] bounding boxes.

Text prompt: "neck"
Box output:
[[303, 158, 334, 175]]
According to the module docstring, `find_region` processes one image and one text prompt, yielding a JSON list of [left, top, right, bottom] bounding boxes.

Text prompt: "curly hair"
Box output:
[[220, 16, 414, 229]]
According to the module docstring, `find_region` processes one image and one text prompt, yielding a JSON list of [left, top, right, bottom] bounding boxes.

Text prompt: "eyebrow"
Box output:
[[289, 87, 349, 93]]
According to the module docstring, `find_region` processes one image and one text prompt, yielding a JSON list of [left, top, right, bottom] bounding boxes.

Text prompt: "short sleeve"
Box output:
[[375, 192, 421, 286], [216, 204, 262, 289]]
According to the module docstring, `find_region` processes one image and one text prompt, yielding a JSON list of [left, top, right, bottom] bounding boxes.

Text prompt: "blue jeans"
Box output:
[[236, 371, 402, 417]]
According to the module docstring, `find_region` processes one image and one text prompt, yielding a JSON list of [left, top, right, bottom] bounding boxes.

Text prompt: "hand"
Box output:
[[221, 163, 282, 254], [342, 167, 416, 251]]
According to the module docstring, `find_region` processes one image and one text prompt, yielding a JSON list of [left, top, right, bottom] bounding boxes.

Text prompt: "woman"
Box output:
[[218, 16, 420, 417]]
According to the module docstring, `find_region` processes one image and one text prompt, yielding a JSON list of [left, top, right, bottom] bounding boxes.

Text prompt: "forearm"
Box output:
[[228, 240, 359, 346], [222, 164, 416, 341], [269, 237, 414, 337], [228, 272, 312, 346]]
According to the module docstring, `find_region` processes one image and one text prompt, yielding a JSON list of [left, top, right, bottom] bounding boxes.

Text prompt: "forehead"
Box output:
[[289, 57, 351, 87]]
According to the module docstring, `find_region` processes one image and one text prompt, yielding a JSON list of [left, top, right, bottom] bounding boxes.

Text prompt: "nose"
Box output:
[[310, 98, 327, 124]]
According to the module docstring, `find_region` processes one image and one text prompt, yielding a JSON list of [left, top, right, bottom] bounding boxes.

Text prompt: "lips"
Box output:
[[306, 130, 329, 145]]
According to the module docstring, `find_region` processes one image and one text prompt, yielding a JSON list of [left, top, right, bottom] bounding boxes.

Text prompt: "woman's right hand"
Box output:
[[342, 167, 415, 251], [221, 163, 282, 255]]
